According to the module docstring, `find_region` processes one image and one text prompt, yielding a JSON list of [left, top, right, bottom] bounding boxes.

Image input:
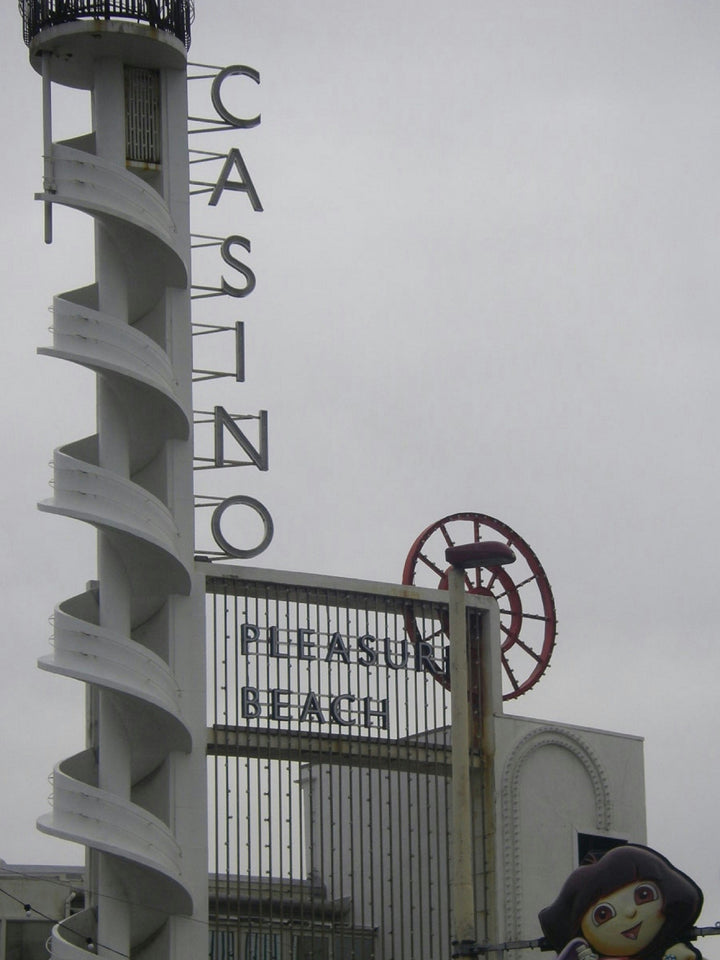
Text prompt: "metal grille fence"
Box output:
[[206, 567, 484, 960], [18, 0, 194, 48]]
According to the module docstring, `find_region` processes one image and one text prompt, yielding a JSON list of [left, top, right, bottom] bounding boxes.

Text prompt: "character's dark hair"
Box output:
[[539, 845, 703, 960]]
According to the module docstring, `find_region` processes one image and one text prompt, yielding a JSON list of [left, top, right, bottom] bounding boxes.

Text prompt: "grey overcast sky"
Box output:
[[1, 0, 720, 938]]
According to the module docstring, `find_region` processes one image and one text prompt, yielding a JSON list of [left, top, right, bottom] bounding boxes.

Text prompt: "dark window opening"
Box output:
[[577, 833, 627, 866]]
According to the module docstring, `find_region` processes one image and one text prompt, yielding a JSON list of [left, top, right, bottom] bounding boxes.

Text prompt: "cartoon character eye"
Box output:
[[634, 883, 661, 905], [591, 903, 616, 926]]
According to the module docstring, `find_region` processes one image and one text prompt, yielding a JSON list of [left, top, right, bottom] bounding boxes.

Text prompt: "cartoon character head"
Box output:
[[539, 845, 703, 960]]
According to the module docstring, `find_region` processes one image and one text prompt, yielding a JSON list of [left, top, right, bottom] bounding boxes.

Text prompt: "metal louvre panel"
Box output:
[[207, 572, 463, 960], [125, 66, 161, 165]]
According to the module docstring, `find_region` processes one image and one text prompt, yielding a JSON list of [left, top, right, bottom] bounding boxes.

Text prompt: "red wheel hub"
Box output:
[[402, 512, 557, 700]]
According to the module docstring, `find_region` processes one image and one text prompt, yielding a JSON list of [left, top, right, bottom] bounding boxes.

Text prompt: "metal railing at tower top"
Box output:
[[19, 0, 195, 48]]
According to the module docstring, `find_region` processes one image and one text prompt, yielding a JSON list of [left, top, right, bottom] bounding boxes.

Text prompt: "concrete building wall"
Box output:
[[302, 715, 645, 960], [494, 715, 645, 959], [0, 863, 84, 960]]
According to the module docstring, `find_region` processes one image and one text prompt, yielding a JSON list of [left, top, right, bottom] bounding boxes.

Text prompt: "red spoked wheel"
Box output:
[[402, 512, 557, 700]]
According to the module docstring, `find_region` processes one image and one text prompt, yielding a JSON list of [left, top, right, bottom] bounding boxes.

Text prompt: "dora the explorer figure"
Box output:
[[539, 845, 703, 960]]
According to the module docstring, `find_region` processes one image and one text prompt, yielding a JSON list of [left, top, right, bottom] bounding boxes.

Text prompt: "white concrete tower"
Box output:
[[19, 5, 207, 960]]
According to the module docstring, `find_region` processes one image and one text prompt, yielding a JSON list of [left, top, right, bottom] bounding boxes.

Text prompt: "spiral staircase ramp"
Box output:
[[26, 16, 203, 960]]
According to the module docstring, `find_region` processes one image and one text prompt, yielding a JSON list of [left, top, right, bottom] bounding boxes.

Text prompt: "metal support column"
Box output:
[[449, 564, 477, 957], [447, 541, 514, 960]]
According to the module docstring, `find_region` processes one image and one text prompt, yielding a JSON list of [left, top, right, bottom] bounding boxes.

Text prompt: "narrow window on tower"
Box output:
[[125, 67, 161, 167]]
